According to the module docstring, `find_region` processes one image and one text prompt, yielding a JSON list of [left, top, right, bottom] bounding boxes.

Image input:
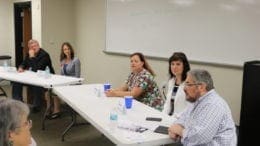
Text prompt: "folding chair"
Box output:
[[0, 79, 7, 97], [0, 55, 11, 97]]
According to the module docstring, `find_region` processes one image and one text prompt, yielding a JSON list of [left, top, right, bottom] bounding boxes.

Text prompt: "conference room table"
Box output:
[[53, 84, 177, 146], [0, 66, 84, 129]]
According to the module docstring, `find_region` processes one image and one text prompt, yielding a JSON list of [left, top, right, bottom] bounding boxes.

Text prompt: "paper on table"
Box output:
[[123, 131, 146, 143], [117, 119, 148, 133]]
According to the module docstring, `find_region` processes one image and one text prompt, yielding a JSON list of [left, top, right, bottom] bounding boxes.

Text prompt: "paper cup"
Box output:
[[124, 96, 133, 109], [104, 83, 111, 91]]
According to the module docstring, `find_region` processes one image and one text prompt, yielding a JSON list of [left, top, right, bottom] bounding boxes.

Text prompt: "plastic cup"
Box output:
[[104, 83, 111, 91], [124, 96, 133, 109]]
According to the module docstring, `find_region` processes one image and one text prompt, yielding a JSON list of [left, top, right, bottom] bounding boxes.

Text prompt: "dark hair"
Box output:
[[130, 52, 155, 76], [168, 52, 190, 81], [60, 42, 75, 61], [0, 98, 29, 146]]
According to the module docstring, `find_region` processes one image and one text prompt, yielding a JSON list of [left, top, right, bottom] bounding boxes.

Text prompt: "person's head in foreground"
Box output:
[[0, 98, 33, 146]]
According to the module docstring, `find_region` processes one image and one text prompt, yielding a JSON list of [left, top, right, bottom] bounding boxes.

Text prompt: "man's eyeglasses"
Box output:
[[16, 119, 32, 129]]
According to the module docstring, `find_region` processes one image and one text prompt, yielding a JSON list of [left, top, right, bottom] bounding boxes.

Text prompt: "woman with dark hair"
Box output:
[[48, 42, 81, 119], [0, 98, 36, 146], [60, 42, 80, 78], [105, 52, 164, 111], [162, 52, 191, 118]]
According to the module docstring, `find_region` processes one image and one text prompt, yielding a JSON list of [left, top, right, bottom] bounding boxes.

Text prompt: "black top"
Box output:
[[19, 48, 55, 74], [169, 83, 179, 115]]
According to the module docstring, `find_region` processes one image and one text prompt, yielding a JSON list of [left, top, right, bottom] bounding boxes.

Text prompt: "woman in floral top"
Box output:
[[105, 52, 164, 111]]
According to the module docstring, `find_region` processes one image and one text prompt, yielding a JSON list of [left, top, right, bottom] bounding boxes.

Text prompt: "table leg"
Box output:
[[61, 108, 89, 141], [42, 89, 53, 130]]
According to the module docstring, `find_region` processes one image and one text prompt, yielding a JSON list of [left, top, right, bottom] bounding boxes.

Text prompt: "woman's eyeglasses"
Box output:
[[16, 119, 32, 129]]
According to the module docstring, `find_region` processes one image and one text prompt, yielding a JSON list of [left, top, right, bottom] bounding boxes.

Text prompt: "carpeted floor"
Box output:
[[1, 85, 178, 146], [30, 110, 114, 146]]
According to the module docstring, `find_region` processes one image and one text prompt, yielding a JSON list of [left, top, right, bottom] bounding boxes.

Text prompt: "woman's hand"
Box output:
[[105, 89, 116, 97]]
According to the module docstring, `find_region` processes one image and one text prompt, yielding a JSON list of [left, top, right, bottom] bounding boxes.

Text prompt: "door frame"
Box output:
[[14, 1, 32, 67]]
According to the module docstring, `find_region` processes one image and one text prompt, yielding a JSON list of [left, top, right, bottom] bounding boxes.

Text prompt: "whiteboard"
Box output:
[[105, 0, 260, 66]]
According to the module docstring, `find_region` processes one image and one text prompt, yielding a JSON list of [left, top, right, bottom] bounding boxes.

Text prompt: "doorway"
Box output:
[[14, 2, 32, 67], [14, 2, 33, 103]]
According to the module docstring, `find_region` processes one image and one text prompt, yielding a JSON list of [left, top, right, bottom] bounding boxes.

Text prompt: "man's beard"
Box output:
[[185, 92, 200, 103], [186, 96, 197, 103]]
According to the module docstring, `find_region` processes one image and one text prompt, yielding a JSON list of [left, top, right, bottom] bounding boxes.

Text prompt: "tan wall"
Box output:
[[0, 0, 42, 66], [0, 0, 13, 56], [0, 0, 243, 125], [74, 0, 242, 125], [41, 0, 75, 74]]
